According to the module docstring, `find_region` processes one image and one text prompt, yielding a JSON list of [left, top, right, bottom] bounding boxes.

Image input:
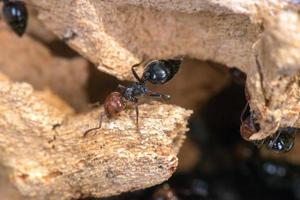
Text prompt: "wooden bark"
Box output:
[[0, 31, 89, 111], [1, 0, 300, 199], [0, 74, 191, 199], [28, 0, 300, 140]]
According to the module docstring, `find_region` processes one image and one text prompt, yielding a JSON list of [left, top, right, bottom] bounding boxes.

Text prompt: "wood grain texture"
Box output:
[[0, 75, 192, 199], [2, 0, 300, 198], [27, 0, 300, 140]]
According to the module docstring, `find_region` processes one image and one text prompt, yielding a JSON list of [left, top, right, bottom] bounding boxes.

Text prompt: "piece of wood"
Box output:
[[29, 0, 262, 79], [2, 0, 300, 198], [0, 75, 192, 199], [247, 10, 300, 140], [28, 0, 300, 140], [0, 30, 89, 111]]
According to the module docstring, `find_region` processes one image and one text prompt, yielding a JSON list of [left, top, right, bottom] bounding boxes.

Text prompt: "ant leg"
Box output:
[[134, 102, 140, 131], [131, 62, 143, 82], [83, 112, 105, 137], [118, 84, 126, 90], [147, 91, 171, 101]]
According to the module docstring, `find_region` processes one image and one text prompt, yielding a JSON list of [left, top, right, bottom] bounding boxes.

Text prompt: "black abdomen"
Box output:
[[143, 59, 181, 84], [3, 1, 28, 37]]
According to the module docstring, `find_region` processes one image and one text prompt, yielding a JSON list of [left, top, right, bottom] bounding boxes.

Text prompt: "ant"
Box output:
[[1, 0, 28, 36], [84, 59, 182, 137], [240, 87, 296, 153], [240, 102, 296, 152], [241, 104, 296, 152]]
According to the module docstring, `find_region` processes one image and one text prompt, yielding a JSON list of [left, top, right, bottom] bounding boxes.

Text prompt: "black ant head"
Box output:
[[265, 127, 296, 153], [2, 1, 28, 36], [142, 59, 182, 84]]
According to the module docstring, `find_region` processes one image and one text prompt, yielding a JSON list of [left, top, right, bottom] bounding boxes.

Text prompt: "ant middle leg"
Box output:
[[83, 112, 105, 137], [134, 102, 140, 132]]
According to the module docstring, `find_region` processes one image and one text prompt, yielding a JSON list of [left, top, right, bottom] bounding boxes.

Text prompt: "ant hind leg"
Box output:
[[134, 100, 140, 132], [83, 112, 105, 137]]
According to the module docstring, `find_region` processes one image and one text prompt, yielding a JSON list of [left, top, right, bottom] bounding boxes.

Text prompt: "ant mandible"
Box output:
[[1, 0, 28, 36], [83, 59, 182, 137]]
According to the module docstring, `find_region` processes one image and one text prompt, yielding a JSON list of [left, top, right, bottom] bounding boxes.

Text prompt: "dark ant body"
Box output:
[[240, 86, 296, 153], [84, 59, 182, 136], [1, 0, 28, 36], [240, 107, 296, 152], [137, 59, 181, 84], [241, 103, 296, 153]]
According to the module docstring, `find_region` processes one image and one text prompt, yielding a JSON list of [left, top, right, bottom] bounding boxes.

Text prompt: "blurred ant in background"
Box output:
[[235, 60, 297, 153], [240, 87, 297, 153], [1, 0, 28, 36], [241, 104, 296, 153], [1, 1, 74, 40], [84, 59, 182, 136]]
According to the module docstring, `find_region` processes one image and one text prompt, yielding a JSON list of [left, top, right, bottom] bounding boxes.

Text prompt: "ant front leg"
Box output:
[[83, 112, 105, 137], [131, 61, 144, 82], [147, 91, 171, 101]]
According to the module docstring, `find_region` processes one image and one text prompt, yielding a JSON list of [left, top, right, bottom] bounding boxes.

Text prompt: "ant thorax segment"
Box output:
[[121, 82, 148, 102]]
